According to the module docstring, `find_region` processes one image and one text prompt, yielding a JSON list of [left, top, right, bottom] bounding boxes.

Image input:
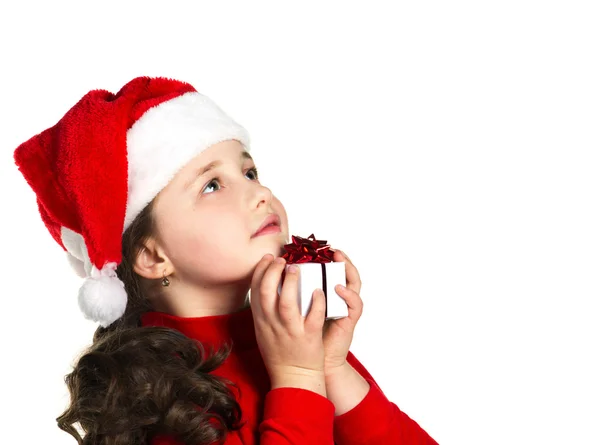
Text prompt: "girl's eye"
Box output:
[[246, 166, 259, 181], [201, 166, 260, 195], [201, 179, 220, 195]]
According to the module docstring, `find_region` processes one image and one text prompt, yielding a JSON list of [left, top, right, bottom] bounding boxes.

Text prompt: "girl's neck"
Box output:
[[150, 283, 251, 318]]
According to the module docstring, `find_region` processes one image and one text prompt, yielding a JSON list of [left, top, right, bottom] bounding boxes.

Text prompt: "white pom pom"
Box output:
[[77, 262, 127, 328]]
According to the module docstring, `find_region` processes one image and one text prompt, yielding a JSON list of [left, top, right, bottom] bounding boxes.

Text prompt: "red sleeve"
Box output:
[[332, 351, 439, 445], [259, 387, 335, 443], [149, 387, 335, 445]]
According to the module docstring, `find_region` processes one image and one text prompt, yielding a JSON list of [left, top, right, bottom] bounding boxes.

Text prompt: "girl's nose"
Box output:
[[253, 184, 273, 208]]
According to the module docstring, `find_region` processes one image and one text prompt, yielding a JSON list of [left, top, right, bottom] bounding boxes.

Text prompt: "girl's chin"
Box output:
[[256, 241, 287, 258]]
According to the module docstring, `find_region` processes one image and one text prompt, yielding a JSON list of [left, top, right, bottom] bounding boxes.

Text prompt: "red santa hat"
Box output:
[[14, 76, 251, 327]]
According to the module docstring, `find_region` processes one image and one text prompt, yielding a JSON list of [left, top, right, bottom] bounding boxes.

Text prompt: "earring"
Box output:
[[161, 270, 170, 287]]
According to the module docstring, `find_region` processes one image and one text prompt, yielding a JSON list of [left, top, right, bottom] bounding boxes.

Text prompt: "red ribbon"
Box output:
[[282, 233, 335, 264]]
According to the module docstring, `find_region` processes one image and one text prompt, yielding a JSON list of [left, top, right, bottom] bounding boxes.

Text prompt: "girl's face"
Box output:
[[148, 139, 289, 311]]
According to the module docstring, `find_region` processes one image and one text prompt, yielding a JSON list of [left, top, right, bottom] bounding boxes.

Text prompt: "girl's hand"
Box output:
[[250, 254, 328, 396], [322, 249, 364, 376]]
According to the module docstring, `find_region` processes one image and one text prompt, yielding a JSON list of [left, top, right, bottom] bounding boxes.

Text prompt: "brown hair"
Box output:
[[56, 198, 243, 445]]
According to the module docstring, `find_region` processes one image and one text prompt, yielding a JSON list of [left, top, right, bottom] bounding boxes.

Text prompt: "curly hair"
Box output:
[[56, 198, 243, 445]]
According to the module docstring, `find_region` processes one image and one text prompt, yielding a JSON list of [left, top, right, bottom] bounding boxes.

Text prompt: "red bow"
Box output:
[[282, 234, 336, 264]]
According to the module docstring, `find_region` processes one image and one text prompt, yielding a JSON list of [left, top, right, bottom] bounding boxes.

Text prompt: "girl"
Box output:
[[14, 76, 438, 445]]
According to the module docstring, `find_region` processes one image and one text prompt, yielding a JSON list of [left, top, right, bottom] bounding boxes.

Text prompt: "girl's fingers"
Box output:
[[333, 250, 362, 295], [278, 264, 301, 328], [250, 254, 275, 316], [305, 288, 327, 331], [335, 284, 364, 321], [258, 256, 287, 319]]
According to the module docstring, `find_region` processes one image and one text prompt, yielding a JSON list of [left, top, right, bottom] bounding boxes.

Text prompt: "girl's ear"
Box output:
[[133, 238, 173, 280]]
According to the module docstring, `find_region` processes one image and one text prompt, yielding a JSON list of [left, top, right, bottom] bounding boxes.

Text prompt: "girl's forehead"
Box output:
[[193, 140, 250, 165], [178, 143, 253, 191]]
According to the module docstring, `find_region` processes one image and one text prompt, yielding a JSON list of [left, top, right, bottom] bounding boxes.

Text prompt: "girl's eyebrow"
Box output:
[[183, 151, 253, 191]]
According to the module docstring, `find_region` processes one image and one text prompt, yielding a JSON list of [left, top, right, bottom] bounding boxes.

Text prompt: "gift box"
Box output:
[[277, 234, 348, 320]]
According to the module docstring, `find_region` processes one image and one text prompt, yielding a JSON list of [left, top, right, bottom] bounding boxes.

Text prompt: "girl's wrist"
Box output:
[[270, 366, 327, 397], [270, 368, 327, 398], [324, 360, 351, 381], [324, 361, 370, 415]]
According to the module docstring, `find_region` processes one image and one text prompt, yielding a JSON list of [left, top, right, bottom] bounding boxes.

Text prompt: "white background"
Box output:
[[1, 1, 598, 444]]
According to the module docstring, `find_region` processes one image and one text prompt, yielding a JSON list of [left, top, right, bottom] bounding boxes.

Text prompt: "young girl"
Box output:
[[14, 76, 438, 445]]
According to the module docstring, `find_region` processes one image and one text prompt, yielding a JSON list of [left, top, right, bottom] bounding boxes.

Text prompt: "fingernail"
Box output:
[[288, 265, 298, 273]]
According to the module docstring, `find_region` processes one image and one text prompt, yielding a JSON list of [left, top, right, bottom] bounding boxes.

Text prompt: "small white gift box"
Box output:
[[277, 261, 348, 320]]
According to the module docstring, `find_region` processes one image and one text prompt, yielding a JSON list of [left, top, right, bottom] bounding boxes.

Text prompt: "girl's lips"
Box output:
[[253, 224, 282, 237], [252, 213, 281, 237]]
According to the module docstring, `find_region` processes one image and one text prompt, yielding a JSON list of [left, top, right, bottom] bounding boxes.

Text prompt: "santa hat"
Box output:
[[14, 76, 251, 327]]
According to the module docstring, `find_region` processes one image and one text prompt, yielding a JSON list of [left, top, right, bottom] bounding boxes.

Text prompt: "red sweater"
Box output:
[[141, 306, 438, 445]]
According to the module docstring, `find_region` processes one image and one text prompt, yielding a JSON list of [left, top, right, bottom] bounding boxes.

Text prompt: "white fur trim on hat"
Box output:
[[66, 252, 87, 278], [61, 227, 93, 276], [123, 91, 251, 232]]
